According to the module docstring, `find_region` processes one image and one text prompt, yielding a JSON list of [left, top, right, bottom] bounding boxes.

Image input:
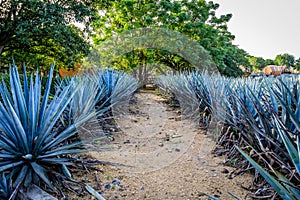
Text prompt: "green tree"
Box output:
[[222, 45, 249, 76], [274, 53, 295, 67], [295, 58, 300, 70], [247, 56, 266, 72], [0, 0, 98, 71], [92, 0, 246, 76], [265, 59, 275, 66]]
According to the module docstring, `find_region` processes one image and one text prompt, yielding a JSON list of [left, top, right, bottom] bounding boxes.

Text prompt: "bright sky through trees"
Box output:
[[213, 0, 300, 59]]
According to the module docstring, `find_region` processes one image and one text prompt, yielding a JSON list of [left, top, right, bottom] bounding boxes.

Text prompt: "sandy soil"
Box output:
[[75, 91, 253, 200]]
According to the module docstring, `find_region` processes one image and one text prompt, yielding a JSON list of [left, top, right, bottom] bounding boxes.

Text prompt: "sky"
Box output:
[[213, 0, 300, 60]]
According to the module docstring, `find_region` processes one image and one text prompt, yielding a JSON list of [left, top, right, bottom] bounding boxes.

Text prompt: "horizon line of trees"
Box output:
[[247, 53, 300, 72], [0, 0, 298, 77]]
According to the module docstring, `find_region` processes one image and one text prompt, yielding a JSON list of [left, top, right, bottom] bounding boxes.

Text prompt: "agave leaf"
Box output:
[[273, 117, 300, 174], [0, 97, 28, 153], [228, 192, 242, 200], [30, 162, 54, 190], [13, 165, 28, 188], [9, 179, 21, 200], [37, 150, 86, 160], [0, 111, 20, 147], [24, 168, 33, 188], [0, 134, 20, 155], [9, 67, 27, 131], [23, 65, 29, 105], [275, 170, 300, 196], [38, 66, 53, 130], [33, 84, 75, 153], [0, 173, 6, 189], [40, 158, 73, 165], [0, 161, 23, 172], [285, 185, 300, 198], [277, 78, 298, 106], [39, 136, 105, 159], [61, 164, 72, 179], [264, 78, 279, 113], [85, 185, 106, 200], [28, 75, 37, 149], [236, 146, 296, 200], [298, 136, 300, 172], [41, 126, 77, 152], [273, 92, 300, 132], [275, 171, 300, 188], [0, 172, 12, 199], [0, 154, 16, 159]]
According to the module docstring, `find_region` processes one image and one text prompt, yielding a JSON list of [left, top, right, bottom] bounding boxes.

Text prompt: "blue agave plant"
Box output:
[[0, 65, 92, 189], [94, 69, 120, 109], [91, 68, 139, 111], [55, 75, 106, 128]]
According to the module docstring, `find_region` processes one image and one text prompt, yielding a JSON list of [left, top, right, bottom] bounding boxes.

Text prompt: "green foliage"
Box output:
[[265, 59, 275, 66], [221, 46, 248, 77], [247, 56, 266, 72], [0, 0, 98, 71], [295, 58, 300, 70], [274, 53, 295, 67], [92, 0, 247, 76], [0, 74, 9, 87]]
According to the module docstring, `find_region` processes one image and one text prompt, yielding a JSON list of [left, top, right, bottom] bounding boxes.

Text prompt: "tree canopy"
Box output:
[[274, 53, 295, 67], [0, 0, 98, 72], [246, 53, 299, 73], [92, 0, 247, 76], [247, 56, 266, 72]]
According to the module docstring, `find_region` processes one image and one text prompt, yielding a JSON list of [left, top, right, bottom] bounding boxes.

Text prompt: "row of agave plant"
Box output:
[[0, 65, 138, 199], [156, 72, 300, 199]]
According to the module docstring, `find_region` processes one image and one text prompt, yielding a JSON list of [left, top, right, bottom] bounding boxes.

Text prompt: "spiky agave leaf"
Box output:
[[56, 75, 106, 127], [0, 65, 93, 189], [110, 72, 139, 106], [236, 146, 297, 200], [0, 173, 13, 200], [90, 68, 139, 112], [92, 68, 119, 107], [272, 99, 300, 175]]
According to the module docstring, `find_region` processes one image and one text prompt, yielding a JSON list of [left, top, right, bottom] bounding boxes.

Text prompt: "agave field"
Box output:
[[156, 72, 300, 199], [0, 65, 138, 199], [0, 64, 299, 199]]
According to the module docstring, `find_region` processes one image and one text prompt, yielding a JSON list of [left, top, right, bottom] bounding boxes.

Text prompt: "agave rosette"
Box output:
[[0, 66, 91, 189]]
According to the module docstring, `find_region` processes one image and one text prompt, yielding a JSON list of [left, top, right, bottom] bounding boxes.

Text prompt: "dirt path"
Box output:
[[88, 91, 253, 200]]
